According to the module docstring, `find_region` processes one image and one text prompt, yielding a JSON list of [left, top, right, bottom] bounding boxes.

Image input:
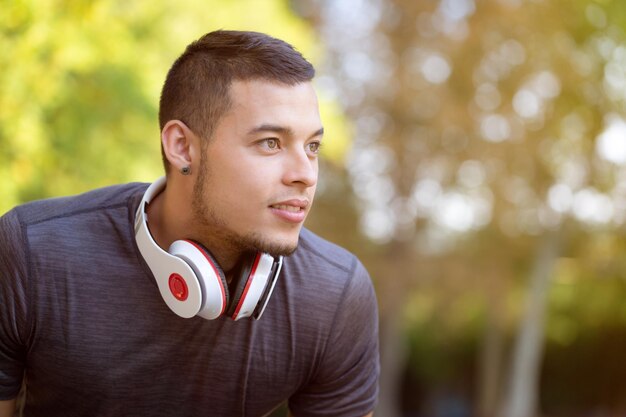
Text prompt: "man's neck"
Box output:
[[145, 180, 241, 273]]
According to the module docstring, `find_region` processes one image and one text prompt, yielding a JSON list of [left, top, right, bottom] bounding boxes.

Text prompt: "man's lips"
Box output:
[[269, 199, 309, 223], [270, 199, 309, 210]]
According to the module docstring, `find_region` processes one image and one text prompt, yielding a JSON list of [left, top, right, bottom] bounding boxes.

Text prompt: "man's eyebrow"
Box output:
[[248, 124, 324, 139], [311, 127, 325, 138]]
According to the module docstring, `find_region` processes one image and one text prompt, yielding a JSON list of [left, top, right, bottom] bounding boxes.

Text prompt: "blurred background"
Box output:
[[2, 0, 626, 416]]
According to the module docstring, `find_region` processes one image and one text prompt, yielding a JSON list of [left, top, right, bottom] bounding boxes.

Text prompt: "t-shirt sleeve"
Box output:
[[289, 259, 380, 417], [0, 209, 29, 399]]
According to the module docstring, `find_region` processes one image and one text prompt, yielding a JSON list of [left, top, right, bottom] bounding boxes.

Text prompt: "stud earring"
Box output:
[[181, 166, 191, 175]]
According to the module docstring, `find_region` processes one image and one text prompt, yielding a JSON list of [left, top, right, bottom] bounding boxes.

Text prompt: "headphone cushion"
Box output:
[[226, 252, 258, 317], [185, 240, 230, 307]]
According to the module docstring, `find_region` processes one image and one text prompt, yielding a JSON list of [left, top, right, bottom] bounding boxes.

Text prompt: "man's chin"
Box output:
[[241, 232, 299, 257], [256, 240, 298, 257]]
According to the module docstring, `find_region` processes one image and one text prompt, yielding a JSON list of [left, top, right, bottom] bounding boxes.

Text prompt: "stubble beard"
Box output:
[[191, 160, 299, 258]]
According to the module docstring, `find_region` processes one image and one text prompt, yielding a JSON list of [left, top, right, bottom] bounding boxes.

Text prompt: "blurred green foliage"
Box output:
[[0, 0, 349, 214]]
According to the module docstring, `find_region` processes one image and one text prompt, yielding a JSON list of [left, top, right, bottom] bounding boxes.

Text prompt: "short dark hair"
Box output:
[[158, 30, 316, 170]]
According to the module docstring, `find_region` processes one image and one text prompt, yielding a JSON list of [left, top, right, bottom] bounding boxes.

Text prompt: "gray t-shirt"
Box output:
[[0, 182, 379, 417]]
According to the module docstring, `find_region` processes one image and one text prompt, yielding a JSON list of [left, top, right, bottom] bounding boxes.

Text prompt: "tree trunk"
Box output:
[[477, 273, 506, 417], [499, 231, 561, 417]]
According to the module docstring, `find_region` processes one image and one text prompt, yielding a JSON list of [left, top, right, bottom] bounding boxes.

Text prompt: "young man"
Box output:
[[0, 30, 379, 416]]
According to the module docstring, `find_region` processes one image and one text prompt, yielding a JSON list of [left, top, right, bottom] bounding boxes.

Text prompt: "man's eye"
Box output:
[[307, 142, 321, 154], [264, 138, 279, 150]]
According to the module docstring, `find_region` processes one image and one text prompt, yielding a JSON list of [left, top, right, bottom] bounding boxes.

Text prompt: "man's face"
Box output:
[[191, 80, 323, 257]]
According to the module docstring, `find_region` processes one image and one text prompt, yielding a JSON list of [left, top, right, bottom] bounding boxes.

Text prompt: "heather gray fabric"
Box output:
[[0, 183, 379, 417]]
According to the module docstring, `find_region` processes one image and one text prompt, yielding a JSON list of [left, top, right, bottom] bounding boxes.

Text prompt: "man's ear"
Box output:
[[161, 120, 199, 172]]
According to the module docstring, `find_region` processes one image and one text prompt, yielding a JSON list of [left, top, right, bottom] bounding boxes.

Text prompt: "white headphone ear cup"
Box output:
[[168, 240, 229, 320], [228, 253, 276, 321]]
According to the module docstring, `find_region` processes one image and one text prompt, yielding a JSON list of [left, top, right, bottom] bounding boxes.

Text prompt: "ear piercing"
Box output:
[[181, 166, 191, 175]]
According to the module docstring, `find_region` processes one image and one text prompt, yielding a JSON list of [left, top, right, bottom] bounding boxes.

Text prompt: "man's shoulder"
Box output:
[[7, 182, 148, 227], [295, 227, 358, 273], [289, 228, 374, 298]]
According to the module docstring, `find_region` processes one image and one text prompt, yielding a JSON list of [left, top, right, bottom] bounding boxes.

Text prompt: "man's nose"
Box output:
[[282, 148, 318, 188]]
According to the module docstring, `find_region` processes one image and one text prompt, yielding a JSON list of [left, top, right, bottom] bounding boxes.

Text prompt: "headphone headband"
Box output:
[[135, 177, 206, 318]]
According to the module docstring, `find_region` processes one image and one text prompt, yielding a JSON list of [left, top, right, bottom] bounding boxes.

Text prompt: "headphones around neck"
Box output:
[[134, 177, 283, 321]]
